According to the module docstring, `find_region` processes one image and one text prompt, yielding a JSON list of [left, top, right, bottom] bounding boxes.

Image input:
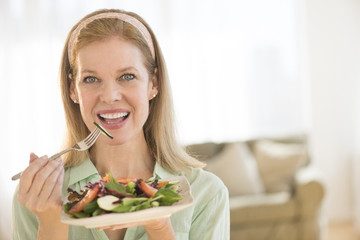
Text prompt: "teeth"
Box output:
[[99, 112, 128, 119]]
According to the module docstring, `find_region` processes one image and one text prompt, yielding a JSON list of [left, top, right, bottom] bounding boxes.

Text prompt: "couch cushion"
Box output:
[[229, 191, 296, 225], [253, 140, 307, 193], [186, 142, 225, 160], [205, 142, 264, 196]]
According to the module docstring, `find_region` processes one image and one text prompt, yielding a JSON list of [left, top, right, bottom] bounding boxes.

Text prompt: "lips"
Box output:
[[97, 110, 130, 126]]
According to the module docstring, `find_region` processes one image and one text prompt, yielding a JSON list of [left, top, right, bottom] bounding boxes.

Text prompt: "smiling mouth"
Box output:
[[97, 112, 130, 124]]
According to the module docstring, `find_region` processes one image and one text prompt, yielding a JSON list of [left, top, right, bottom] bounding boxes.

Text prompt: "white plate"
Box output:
[[61, 176, 193, 228]]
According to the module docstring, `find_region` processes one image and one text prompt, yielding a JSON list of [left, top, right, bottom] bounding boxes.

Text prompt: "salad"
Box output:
[[64, 174, 183, 218]]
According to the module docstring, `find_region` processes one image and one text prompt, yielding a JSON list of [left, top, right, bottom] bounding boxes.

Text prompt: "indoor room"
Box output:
[[1, 0, 359, 239]]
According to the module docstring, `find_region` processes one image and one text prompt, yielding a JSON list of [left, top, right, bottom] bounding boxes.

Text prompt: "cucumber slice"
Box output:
[[97, 195, 120, 211], [93, 122, 113, 139]]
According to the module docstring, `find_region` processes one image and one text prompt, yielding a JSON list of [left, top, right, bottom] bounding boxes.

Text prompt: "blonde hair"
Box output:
[[59, 9, 205, 173]]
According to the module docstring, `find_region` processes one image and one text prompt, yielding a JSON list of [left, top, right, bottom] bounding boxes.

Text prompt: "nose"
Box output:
[[99, 80, 122, 104]]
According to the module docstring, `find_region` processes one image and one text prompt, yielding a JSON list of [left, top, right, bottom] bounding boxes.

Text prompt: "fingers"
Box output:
[[52, 165, 65, 204], [97, 217, 170, 231], [18, 155, 64, 213], [18, 156, 48, 197], [97, 225, 125, 231], [48, 161, 64, 206], [27, 158, 62, 199], [97, 222, 136, 231], [36, 160, 64, 209], [29, 152, 39, 163]]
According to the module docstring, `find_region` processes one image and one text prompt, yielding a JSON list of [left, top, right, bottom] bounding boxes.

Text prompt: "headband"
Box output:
[[67, 12, 155, 63]]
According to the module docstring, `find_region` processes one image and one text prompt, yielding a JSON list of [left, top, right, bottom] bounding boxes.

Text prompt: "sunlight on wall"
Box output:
[[163, 0, 306, 143]]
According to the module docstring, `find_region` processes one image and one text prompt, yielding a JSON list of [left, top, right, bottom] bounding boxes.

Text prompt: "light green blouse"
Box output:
[[12, 158, 230, 240]]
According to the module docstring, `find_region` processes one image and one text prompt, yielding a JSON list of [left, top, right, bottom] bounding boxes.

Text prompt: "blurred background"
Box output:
[[0, 0, 359, 239]]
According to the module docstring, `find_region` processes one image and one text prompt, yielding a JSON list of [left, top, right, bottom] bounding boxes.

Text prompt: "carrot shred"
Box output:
[[138, 180, 158, 197], [116, 177, 137, 184], [155, 181, 169, 189]]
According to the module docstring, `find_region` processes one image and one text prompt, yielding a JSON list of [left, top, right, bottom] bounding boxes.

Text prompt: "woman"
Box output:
[[12, 9, 229, 240]]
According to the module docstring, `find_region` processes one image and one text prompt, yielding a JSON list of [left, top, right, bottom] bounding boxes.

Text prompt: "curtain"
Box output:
[[0, 0, 304, 239]]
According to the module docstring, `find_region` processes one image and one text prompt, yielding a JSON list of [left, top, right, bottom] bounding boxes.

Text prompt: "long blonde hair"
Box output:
[[59, 9, 205, 173]]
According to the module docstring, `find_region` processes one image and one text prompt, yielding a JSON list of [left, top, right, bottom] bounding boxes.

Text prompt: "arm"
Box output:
[[12, 185, 39, 240], [36, 202, 68, 240], [144, 218, 176, 240]]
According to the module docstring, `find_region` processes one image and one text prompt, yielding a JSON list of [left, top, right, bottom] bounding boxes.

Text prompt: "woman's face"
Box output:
[[70, 37, 158, 145]]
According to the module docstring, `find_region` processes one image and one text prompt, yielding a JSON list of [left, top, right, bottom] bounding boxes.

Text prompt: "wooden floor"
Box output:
[[327, 222, 360, 240]]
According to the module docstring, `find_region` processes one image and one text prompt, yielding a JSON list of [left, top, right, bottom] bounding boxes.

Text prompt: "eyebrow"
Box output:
[[81, 69, 97, 74], [118, 67, 139, 73]]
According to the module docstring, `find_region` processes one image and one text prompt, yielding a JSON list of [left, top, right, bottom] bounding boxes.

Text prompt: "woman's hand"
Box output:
[[17, 153, 68, 239], [98, 217, 176, 240]]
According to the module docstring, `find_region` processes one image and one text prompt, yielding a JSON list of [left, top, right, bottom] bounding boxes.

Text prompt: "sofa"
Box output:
[[186, 134, 325, 240]]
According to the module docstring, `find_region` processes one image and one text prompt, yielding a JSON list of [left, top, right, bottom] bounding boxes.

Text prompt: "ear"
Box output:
[[69, 74, 78, 103], [149, 68, 159, 100]]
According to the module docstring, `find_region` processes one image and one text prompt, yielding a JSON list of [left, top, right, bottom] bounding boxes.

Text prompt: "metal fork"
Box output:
[[11, 127, 102, 181]]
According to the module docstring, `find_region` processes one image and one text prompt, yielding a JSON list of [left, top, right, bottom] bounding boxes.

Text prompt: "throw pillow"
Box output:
[[253, 140, 307, 193], [205, 142, 264, 196]]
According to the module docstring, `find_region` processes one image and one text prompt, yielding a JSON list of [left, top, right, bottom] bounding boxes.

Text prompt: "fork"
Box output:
[[11, 127, 102, 181]]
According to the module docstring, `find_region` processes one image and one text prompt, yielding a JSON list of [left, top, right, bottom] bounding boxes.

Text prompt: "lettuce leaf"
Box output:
[[104, 174, 127, 195], [155, 188, 182, 206]]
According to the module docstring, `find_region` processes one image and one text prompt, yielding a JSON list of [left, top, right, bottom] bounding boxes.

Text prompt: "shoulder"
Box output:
[[184, 167, 229, 203], [185, 167, 227, 190]]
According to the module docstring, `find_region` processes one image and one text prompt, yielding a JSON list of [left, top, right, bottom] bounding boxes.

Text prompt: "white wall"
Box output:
[[352, 2, 360, 231], [305, 0, 360, 223], [355, 78, 360, 231]]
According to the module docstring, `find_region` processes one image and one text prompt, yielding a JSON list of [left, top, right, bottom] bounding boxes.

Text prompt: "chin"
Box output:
[[102, 135, 129, 146]]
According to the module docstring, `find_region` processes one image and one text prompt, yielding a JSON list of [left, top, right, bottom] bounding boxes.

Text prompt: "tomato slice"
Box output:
[[100, 175, 137, 184], [68, 185, 100, 214]]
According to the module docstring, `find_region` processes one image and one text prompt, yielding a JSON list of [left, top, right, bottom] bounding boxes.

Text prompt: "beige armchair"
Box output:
[[186, 135, 325, 240]]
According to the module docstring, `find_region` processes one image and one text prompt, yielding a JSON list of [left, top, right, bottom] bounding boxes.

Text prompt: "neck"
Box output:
[[89, 134, 155, 179]]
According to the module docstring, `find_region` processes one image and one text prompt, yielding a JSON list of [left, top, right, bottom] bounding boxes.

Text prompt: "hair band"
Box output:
[[67, 12, 155, 63]]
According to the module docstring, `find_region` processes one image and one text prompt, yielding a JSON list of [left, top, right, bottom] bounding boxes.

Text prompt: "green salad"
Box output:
[[64, 174, 182, 218]]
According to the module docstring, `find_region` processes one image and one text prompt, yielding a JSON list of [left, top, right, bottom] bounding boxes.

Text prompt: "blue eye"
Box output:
[[121, 74, 135, 81], [83, 76, 98, 83]]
